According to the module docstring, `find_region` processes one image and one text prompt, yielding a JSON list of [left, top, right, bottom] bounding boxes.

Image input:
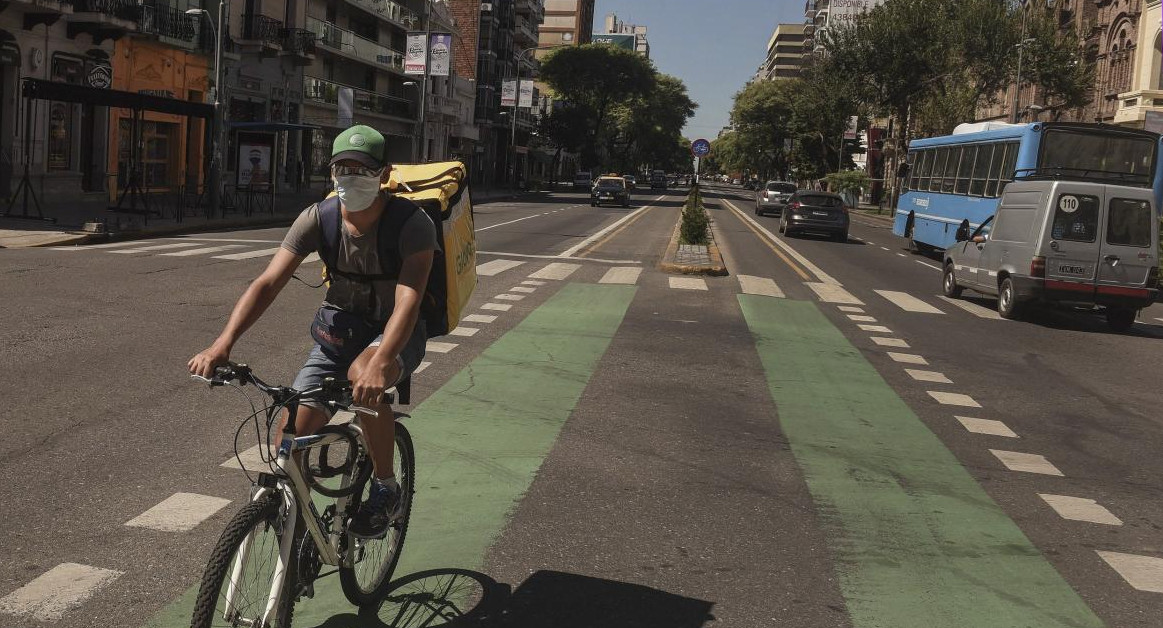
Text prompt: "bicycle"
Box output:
[[189, 362, 415, 628]]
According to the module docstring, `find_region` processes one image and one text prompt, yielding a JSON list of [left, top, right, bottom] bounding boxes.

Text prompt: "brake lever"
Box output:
[[190, 374, 226, 387]]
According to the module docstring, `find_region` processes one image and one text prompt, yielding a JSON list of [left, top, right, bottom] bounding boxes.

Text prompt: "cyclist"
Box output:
[[189, 124, 437, 539]]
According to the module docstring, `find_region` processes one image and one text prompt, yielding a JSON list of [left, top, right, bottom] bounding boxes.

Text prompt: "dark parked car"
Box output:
[[650, 170, 668, 190], [778, 191, 849, 242], [591, 176, 630, 207], [756, 181, 798, 216]]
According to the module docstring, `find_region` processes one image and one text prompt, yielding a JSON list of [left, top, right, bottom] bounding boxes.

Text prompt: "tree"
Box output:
[[539, 44, 657, 169], [613, 74, 697, 172]]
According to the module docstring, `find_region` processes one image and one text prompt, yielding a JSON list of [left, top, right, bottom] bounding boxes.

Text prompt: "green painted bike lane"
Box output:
[[146, 283, 636, 627], [738, 295, 1104, 628]]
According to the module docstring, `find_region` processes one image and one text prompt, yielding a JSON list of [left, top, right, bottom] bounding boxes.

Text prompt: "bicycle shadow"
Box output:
[[313, 568, 715, 628]]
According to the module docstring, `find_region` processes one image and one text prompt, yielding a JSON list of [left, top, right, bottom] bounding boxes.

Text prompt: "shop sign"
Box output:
[[87, 64, 111, 89], [139, 89, 175, 99]]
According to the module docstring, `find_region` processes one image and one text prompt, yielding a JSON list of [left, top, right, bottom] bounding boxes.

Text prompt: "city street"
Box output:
[[2, 186, 1163, 627]]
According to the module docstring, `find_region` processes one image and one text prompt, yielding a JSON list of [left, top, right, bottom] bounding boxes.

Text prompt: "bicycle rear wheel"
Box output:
[[340, 422, 415, 606], [191, 493, 299, 628]]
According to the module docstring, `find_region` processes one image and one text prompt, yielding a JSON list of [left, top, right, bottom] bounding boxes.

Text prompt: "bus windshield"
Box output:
[[1037, 129, 1156, 187]]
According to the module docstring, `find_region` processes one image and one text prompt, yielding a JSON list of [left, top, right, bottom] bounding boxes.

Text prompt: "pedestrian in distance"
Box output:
[[189, 124, 438, 539]]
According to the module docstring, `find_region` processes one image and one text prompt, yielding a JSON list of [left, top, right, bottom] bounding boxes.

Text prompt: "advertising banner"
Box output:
[[844, 115, 859, 140], [518, 81, 534, 108], [428, 33, 452, 76], [405, 32, 427, 75], [501, 80, 517, 108], [238, 142, 272, 187], [592, 33, 635, 50], [828, 0, 885, 28]]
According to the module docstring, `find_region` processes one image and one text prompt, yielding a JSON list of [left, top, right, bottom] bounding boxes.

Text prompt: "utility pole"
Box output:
[[418, 0, 432, 162]]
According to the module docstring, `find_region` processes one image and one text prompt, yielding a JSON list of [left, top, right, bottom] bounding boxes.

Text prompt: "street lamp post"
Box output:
[[508, 44, 565, 189], [403, 81, 420, 162], [188, 2, 226, 215], [1010, 0, 1056, 123]]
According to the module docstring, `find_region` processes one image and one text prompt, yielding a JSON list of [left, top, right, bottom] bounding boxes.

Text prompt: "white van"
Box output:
[[943, 179, 1159, 331], [573, 171, 593, 190]]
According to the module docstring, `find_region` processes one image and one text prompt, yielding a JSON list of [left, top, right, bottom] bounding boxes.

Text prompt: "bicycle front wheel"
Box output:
[[340, 422, 415, 606], [191, 494, 299, 628]]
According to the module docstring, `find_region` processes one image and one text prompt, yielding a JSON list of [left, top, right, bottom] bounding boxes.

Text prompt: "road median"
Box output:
[[659, 185, 727, 276]]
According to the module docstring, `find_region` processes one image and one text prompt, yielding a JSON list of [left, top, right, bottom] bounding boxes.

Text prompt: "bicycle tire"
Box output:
[[190, 494, 299, 628], [340, 423, 415, 606]]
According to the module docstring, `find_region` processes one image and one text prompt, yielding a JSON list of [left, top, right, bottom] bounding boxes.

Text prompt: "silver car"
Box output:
[[756, 181, 798, 216], [943, 180, 1159, 330]]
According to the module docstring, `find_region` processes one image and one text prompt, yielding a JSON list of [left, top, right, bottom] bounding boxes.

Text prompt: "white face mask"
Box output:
[[334, 175, 381, 212]]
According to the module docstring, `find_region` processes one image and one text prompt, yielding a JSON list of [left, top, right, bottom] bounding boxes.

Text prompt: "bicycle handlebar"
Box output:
[[192, 362, 390, 414]]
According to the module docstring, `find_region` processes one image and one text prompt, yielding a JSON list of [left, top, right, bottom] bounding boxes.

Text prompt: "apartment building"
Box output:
[[761, 23, 807, 80], [601, 13, 648, 58], [537, 0, 594, 55]]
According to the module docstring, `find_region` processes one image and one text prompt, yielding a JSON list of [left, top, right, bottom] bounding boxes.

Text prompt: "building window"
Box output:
[[1154, 33, 1162, 90], [143, 121, 177, 187], [48, 54, 84, 171]]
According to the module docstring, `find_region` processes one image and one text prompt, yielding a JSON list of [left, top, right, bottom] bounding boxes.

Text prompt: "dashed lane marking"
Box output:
[[461, 314, 497, 324], [906, 369, 952, 383], [494, 293, 526, 301], [847, 314, 877, 322], [59, 241, 157, 250], [1097, 551, 1163, 592], [599, 267, 643, 285], [124, 492, 232, 532], [937, 296, 1004, 320], [880, 246, 890, 251], [871, 336, 910, 348], [989, 449, 1063, 476], [1039, 495, 1123, 525], [916, 260, 941, 271], [0, 563, 123, 622], [481, 303, 513, 312], [476, 259, 526, 276], [557, 196, 665, 258], [897, 253, 907, 257], [838, 306, 864, 313], [806, 282, 863, 305], [509, 286, 537, 293], [426, 341, 457, 354], [522, 280, 546, 286], [669, 276, 708, 290], [875, 290, 945, 314], [737, 274, 784, 298], [722, 198, 841, 284], [213, 247, 282, 260], [448, 327, 479, 337], [858, 324, 892, 333], [159, 244, 247, 257], [956, 416, 1018, 438], [528, 262, 581, 281], [887, 352, 928, 365], [414, 361, 432, 374], [108, 242, 204, 253], [927, 391, 980, 407]]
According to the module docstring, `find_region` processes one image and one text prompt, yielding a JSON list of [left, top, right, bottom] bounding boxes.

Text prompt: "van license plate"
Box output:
[[1058, 265, 1085, 275]]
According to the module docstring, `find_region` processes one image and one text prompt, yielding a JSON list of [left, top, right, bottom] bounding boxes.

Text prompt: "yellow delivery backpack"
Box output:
[[320, 161, 476, 338]]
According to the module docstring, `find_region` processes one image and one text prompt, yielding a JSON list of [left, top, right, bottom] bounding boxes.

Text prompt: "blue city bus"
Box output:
[[893, 122, 1163, 251]]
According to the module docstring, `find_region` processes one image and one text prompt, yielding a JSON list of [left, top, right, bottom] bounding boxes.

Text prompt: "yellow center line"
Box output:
[[577, 204, 657, 258], [721, 198, 812, 281]]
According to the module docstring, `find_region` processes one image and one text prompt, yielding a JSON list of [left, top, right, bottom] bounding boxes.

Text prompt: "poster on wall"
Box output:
[[238, 140, 272, 187], [405, 32, 427, 75], [428, 33, 452, 76], [501, 80, 517, 107]]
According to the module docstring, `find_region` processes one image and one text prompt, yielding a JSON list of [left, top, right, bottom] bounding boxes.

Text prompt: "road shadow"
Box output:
[[783, 231, 867, 245], [957, 293, 1163, 338], [312, 568, 715, 628]]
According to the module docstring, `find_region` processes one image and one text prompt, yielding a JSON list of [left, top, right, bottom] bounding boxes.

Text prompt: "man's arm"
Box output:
[[188, 248, 304, 377]]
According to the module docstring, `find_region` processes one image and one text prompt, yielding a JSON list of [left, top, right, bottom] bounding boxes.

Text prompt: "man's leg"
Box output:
[[347, 348, 399, 480]]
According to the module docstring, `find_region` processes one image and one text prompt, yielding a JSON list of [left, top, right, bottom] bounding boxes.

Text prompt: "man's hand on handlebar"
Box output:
[[352, 359, 393, 409], [188, 343, 232, 379]]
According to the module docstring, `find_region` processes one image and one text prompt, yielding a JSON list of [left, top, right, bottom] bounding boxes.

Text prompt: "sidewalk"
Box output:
[[852, 202, 895, 225], [0, 185, 528, 249]]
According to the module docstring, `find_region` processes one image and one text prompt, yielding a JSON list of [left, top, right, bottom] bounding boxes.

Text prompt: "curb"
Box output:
[[852, 207, 895, 225], [659, 198, 728, 276]]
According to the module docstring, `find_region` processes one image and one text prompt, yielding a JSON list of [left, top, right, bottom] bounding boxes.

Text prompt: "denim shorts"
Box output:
[[292, 320, 426, 413]]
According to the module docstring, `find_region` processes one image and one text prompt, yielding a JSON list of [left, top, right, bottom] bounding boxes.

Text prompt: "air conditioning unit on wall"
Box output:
[[481, 2, 493, 12]]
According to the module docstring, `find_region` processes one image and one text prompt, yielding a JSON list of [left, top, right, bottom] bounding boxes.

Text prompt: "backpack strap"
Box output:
[[316, 194, 416, 283], [317, 196, 342, 278], [374, 195, 420, 277]]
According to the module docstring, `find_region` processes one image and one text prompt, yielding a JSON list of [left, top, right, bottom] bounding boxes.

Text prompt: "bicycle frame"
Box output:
[[223, 404, 369, 626]]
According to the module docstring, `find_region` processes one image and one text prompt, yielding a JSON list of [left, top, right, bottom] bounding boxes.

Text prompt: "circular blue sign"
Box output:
[[691, 138, 711, 157]]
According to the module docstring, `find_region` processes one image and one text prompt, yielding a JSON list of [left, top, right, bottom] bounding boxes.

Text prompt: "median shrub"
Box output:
[[680, 185, 709, 245]]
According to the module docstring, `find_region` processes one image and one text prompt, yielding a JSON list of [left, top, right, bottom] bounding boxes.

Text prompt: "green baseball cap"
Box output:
[[330, 125, 386, 169]]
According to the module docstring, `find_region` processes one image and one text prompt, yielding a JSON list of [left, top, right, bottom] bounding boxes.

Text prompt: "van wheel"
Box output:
[[997, 278, 1022, 320], [942, 263, 963, 298], [1105, 307, 1136, 332]]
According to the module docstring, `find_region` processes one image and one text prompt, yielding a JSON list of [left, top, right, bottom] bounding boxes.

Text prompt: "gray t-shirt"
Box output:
[[282, 196, 440, 322]]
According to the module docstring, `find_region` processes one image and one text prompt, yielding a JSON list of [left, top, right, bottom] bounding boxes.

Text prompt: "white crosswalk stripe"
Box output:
[[448, 326, 479, 337], [990, 449, 1063, 476], [461, 314, 497, 324], [125, 493, 231, 532], [108, 242, 204, 253], [806, 282, 863, 304], [875, 290, 944, 314], [737, 274, 784, 298], [528, 262, 580, 280], [669, 276, 707, 290], [159, 244, 248, 257], [0, 563, 123, 622], [213, 247, 283, 260], [476, 259, 526, 276], [937, 296, 1003, 320], [481, 303, 512, 311], [509, 286, 537, 293], [494, 293, 525, 301], [1098, 552, 1163, 592], [426, 341, 457, 353], [599, 267, 642, 284]]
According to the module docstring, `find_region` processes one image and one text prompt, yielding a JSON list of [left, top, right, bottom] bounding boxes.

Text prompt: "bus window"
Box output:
[[903, 152, 917, 191], [942, 147, 961, 193], [930, 147, 950, 192], [970, 144, 993, 197], [955, 146, 976, 195], [916, 149, 933, 190], [986, 143, 1009, 197], [999, 141, 1019, 189]]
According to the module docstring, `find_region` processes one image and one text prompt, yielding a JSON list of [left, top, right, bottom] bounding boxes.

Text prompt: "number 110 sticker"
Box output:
[[1059, 195, 1079, 213]]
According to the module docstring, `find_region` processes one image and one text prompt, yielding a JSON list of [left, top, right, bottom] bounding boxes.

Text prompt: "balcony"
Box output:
[[304, 76, 415, 120], [514, 0, 543, 21], [240, 13, 282, 52], [279, 28, 316, 65], [340, 0, 418, 30], [1114, 88, 1163, 127], [514, 16, 538, 47], [17, 0, 72, 30], [306, 16, 405, 73], [136, 3, 198, 47], [67, 0, 136, 42]]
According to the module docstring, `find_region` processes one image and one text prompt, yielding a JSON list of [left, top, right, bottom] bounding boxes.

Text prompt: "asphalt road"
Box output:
[[1, 185, 1161, 627]]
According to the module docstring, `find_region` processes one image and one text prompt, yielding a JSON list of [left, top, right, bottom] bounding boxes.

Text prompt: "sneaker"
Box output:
[[348, 477, 401, 539]]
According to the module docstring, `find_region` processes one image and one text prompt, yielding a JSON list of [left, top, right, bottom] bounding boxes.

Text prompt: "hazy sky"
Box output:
[[592, 0, 807, 142]]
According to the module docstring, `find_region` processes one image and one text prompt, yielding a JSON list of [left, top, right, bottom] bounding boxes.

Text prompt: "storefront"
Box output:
[[108, 38, 211, 200]]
